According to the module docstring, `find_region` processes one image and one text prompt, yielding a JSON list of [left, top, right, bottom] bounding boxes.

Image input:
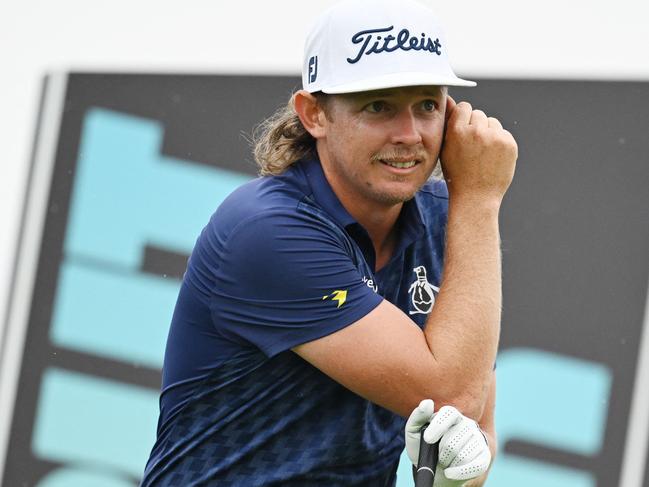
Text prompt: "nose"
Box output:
[[389, 109, 423, 146]]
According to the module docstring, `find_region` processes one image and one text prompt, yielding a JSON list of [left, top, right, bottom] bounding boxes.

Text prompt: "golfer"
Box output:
[[141, 0, 517, 485]]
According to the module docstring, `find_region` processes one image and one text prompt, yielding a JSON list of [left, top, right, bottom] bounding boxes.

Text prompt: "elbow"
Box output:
[[401, 357, 493, 419]]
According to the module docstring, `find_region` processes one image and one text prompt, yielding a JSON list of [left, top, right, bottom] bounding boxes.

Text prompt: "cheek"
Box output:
[[332, 123, 381, 158], [421, 120, 445, 149]]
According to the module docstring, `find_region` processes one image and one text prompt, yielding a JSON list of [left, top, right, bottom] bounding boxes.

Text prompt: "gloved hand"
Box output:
[[405, 399, 491, 486]]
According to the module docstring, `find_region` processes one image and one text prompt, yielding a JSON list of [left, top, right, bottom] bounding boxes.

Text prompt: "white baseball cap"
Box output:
[[302, 0, 476, 94]]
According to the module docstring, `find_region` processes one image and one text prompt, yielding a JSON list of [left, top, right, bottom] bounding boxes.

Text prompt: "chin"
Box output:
[[377, 180, 424, 204], [372, 189, 418, 206]]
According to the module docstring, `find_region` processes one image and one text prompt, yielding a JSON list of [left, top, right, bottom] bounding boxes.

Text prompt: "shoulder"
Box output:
[[199, 162, 333, 246], [186, 166, 325, 291], [213, 171, 309, 228], [195, 167, 348, 264]]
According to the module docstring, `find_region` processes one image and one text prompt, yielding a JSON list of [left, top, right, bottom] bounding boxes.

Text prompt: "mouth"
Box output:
[[378, 159, 420, 170]]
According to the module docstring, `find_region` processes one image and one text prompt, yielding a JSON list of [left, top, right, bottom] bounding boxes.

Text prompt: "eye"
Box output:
[[365, 100, 388, 113], [420, 99, 437, 112]]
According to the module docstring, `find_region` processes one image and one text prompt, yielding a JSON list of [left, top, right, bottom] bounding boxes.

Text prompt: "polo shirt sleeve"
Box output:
[[209, 210, 384, 357]]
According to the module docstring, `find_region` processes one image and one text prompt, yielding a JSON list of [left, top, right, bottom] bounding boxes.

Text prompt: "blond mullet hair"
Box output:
[[253, 93, 331, 176]]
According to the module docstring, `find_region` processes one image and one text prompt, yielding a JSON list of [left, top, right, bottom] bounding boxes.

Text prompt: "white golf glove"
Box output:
[[405, 399, 491, 487]]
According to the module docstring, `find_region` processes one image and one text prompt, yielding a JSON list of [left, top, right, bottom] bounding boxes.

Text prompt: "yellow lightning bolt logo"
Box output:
[[322, 290, 347, 308]]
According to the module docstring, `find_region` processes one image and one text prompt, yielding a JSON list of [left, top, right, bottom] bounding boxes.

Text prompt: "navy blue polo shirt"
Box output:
[[141, 157, 448, 486]]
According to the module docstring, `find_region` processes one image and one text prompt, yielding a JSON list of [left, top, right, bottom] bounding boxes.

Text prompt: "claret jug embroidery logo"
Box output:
[[408, 266, 439, 315], [322, 289, 347, 308], [347, 26, 442, 64]]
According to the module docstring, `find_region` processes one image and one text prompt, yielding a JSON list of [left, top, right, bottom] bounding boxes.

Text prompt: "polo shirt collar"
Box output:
[[301, 157, 357, 228]]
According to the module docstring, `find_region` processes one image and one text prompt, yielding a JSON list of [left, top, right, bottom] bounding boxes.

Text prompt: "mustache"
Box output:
[[370, 149, 428, 162]]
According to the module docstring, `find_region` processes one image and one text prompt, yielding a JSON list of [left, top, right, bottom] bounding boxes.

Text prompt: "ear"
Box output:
[[293, 90, 328, 139]]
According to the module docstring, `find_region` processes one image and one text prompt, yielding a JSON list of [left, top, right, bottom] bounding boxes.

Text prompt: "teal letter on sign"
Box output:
[[490, 348, 611, 486], [51, 108, 251, 366]]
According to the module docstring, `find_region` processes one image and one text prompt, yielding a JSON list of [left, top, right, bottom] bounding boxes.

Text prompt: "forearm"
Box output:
[[423, 197, 502, 418], [465, 372, 498, 486]]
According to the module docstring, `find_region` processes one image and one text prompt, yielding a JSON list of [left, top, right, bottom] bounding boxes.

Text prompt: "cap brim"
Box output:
[[318, 71, 476, 94]]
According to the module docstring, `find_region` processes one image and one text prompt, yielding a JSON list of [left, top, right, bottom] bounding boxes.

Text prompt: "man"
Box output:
[[141, 0, 517, 485]]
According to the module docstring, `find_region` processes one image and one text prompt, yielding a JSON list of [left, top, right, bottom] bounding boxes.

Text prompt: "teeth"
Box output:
[[383, 160, 417, 169]]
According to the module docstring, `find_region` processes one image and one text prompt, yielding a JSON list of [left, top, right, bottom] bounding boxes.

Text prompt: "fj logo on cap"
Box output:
[[347, 26, 442, 65], [308, 55, 318, 83]]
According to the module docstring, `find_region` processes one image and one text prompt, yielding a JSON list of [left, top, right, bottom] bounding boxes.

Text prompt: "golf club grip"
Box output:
[[414, 423, 439, 487]]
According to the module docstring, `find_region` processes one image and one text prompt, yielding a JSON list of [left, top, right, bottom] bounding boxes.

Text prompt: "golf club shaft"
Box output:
[[414, 423, 439, 486]]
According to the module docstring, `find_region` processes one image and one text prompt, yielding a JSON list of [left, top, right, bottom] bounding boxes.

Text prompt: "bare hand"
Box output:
[[441, 96, 518, 206]]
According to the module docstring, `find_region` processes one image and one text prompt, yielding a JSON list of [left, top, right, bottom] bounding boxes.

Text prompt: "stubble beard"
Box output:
[[364, 175, 419, 205], [325, 145, 437, 207]]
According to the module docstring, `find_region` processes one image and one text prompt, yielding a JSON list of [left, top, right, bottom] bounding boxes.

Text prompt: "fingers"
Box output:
[[405, 399, 436, 433], [433, 416, 491, 480], [405, 401, 491, 483], [437, 419, 477, 467], [448, 432, 484, 467], [422, 405, 462, 443], [441, 97, 517, 202], [404, 399, 436, 466], [447, 101, 505, 131], [469, 109, 488, 127], [444, 448, 491, 481], [448, 101, 472, 126], [444, 95, 457, 123], [488, 117, 502, 129]]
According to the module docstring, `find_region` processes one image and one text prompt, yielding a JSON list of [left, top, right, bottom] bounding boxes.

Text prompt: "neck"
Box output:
[[348, 202, 401, 253], [346, 197, 402, 272], [319, 162, 402, 270]]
